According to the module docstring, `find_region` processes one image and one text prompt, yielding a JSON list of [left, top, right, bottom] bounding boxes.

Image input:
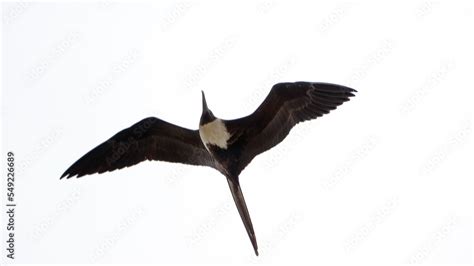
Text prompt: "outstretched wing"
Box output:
[[61, 117, 216, 178], [226, 82, 356, 175]]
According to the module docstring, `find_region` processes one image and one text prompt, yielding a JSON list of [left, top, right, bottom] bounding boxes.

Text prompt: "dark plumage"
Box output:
[[61, 118, 216, 178], [61, 81, 356, 255]]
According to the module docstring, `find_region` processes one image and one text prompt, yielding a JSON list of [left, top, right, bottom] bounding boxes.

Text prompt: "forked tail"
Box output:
[[226, 177, 259, 256]]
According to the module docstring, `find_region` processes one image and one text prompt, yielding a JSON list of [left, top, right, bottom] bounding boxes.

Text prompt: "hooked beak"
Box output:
[[201, 90, 208, 112]]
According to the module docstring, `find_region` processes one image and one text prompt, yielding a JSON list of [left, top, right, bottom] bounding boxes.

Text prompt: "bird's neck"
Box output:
[[199, 118, 231, 150]]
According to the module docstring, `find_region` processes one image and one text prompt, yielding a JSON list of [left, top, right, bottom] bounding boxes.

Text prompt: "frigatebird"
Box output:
[[61, 81, 356, 255]]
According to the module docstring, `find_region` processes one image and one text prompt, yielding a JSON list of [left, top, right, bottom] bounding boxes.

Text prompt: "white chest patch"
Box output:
[[199, 119, 231, 150]]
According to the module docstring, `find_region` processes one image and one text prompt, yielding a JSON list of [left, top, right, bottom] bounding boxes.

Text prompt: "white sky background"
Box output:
[[1, 1, 473, 264]]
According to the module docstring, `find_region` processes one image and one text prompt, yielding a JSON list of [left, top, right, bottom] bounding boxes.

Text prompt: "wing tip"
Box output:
[[330, 83, 357, 95], [308, 82, 357, 95], [331, 83, 357, 99], [310, 82, 357, 102], [346, 86, 357, 94], [60, 171, 73, 179], [346, 89, 357, 98], [60, 168, 82, 179], [60, 171, 68, 179], [347, 87, 357, 94]]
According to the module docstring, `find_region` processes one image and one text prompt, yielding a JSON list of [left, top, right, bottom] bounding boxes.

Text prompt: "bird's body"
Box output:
[[61, 81, 356, 256]]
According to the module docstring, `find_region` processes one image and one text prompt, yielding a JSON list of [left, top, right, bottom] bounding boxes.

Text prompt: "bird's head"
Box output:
[[200, 90, 216, 126]]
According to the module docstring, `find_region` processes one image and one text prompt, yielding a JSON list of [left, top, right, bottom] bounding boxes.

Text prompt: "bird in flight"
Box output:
[[61, 81, 356, 256]]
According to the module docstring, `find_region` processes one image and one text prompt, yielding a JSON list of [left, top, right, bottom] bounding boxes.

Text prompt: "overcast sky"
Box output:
[[1, 1, 473, 264]]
